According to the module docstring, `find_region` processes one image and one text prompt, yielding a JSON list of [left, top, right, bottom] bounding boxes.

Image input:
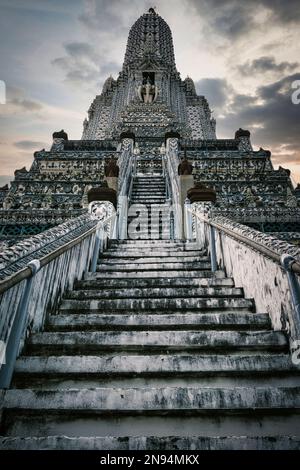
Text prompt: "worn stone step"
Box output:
[[27, 330, 287, 354], [102, 250, 205, 258], [106, 245, 204, 253], [46, 312, 269, 331], [96, 262, 212, 271], [109, 240, 188, 245], [1, 435, 299, 450], [132, 191, 166, 195], [98, 256, 207, 264], [66, 287, 244, 301], [14, 353, 296, 378], [3, 386, 299, 414], [75, 277, 234, 290], [3, 413, 300, 441], [130, 196, 166, 200], [84, 270, 223, 280], [59, 297, 254, 313]]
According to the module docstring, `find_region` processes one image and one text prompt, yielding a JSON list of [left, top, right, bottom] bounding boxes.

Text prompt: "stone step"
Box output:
[[132, 190, 166, 194], [109, 239, 188, 245], [75, 277, 234, 290], [1, 435, 299, 450], [130, 197, 166, 200], [129, 207, 170, 212], [84, 270, 223, 280], [3, 386, 299, 414], [66, 287, 244, 301], [46, 312, 269, 331], [98, 256, 207, 264], [26, 330, 287, 354], [106, 245, 204, 253], [3, 414, 300, 442], [102, 250, 205, 258], [96, 262, 212, 271], [59, 297, 254, 313], [130, 200, 166, 203], [130, 197, 166, 204], [14, 353, 296, 378]]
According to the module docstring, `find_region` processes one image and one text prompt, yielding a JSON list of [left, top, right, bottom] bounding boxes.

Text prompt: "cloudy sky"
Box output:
[[0, 0, 299, 185]]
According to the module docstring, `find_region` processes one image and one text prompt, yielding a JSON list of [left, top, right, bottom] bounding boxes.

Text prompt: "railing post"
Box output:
[[0, 260, 41, 389], [184, 199, 193, 241], [91, 226, 101, 273], [210, 224, 218, 273], [112, 213, 118, 240], [170, 207, 175, 240], [281, 254, 300, 333]]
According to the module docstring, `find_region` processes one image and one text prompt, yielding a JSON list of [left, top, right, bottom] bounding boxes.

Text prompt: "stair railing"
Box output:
[[189, 205, 300, 355], [117, 140, 136, 240], [0, 206, 117, 389], [164, 138, 182, 239]]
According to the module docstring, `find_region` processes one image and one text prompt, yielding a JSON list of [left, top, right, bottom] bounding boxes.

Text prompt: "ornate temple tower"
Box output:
[[82, 8, 216, 140]]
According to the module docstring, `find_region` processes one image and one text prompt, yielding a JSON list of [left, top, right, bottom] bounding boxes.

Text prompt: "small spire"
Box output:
[[148, 7, 156, 14]]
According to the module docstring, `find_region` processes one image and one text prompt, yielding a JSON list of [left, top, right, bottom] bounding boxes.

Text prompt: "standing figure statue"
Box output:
[[138, 76, 158, 104]]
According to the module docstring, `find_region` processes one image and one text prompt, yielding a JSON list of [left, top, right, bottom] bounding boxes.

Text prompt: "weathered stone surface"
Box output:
[[46, 312, 270, 331], [27, 330, 287, 354], [15, 353, 295, 376], [1, 435, 300, 450], [66, 286, 244, 300], [3, 386, 300, 411], [59, 297, 254, 312]]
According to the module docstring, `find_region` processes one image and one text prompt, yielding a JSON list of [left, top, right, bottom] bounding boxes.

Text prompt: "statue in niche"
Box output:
[[138, 76, 158, 104]]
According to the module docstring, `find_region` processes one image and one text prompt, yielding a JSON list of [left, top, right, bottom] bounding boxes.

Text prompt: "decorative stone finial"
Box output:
[[235, 128, 250, 139], [87, 186, 117, 209], [235, 128, 252, 151], [52, 129, 68, 140]]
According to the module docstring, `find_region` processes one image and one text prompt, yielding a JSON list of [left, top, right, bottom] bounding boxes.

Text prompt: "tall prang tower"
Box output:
[[82, 8, 216, 141], [0, 7, 299, 247]]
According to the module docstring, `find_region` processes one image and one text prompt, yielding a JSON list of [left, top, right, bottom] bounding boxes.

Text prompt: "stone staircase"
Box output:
[[128, 175, 169, 239], [0, 239, 300, 450]]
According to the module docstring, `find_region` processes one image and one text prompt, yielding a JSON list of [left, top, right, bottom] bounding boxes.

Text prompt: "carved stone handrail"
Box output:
[[191, 210, 300, 274], [0, 214, 97, 281]]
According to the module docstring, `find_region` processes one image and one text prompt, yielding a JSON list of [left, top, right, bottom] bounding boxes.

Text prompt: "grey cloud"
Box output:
[[0, 176, 11, 187], [52, 41, 120, 90], [216, 73, 300, 163], [3, 87, 44, 113], [186, 0, 300, 42], [195, 78, 234, 110], [9, 97, 43, 112], [238, 56, 299, 76], [78, 0, 144, 32], [14, 141, 47, 150], [259, 0, 300, 23]]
